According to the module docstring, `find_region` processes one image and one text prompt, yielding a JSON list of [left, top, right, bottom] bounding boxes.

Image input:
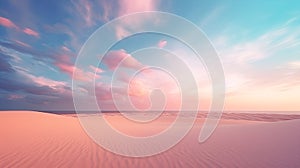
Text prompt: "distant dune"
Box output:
[[0, 111, 300, 167]]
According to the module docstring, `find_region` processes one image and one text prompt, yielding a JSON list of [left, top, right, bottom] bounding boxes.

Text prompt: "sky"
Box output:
[[0, 0, 300, 112]]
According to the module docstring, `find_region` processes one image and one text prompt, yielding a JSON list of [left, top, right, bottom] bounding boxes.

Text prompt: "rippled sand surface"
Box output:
[[1, 111, 300, 167]]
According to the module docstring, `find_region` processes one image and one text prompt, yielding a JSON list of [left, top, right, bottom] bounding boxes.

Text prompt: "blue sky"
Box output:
[[0, 0, 299, 111]]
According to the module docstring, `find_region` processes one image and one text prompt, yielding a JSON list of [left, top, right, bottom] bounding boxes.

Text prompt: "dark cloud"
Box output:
[[0, 59, 73, 110], [0, 72, 70, 96], [0, 52, 15, 72]]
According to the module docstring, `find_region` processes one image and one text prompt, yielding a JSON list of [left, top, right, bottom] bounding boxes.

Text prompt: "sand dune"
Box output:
[[0, 111, 300, 167]]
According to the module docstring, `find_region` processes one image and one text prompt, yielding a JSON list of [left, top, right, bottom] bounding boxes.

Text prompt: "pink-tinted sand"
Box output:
[[0, 111, 300, 167]]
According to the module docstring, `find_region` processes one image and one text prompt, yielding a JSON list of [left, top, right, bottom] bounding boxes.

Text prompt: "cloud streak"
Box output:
[[0, 16, 18, 29], [0, 16, 40, 38], [23, 28, 39, 38]]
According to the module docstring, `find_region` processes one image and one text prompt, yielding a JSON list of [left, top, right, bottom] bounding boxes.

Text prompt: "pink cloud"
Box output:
[[116, 68, 180, 108], [0, 17, 41, 38], [55, 63, 74, 76], [32, 76, 67, 93], [0, 16, 18, 29], [127, 71, 181, 110], [19, 71, 70, 94], [157, 40, 167, 48], [93, 66, 183, 110], [23, 28, 39, 38], [103, 49, 144, 70], [94, 0, 161, 24], [118, 0, 159, 16], [55, 62, 101, 82], [54, 55, 79, 79]]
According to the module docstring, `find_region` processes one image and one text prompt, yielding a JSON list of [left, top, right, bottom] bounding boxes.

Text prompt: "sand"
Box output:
[[0, 111, 300, 167]]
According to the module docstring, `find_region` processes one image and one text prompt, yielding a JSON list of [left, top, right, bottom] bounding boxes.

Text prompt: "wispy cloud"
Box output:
[[70, 0, 94, 27], [14, 40, 31, 48], [200, 17, 300, 110], [220, 24, 300, 64], [23, 28, 39, 38]]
